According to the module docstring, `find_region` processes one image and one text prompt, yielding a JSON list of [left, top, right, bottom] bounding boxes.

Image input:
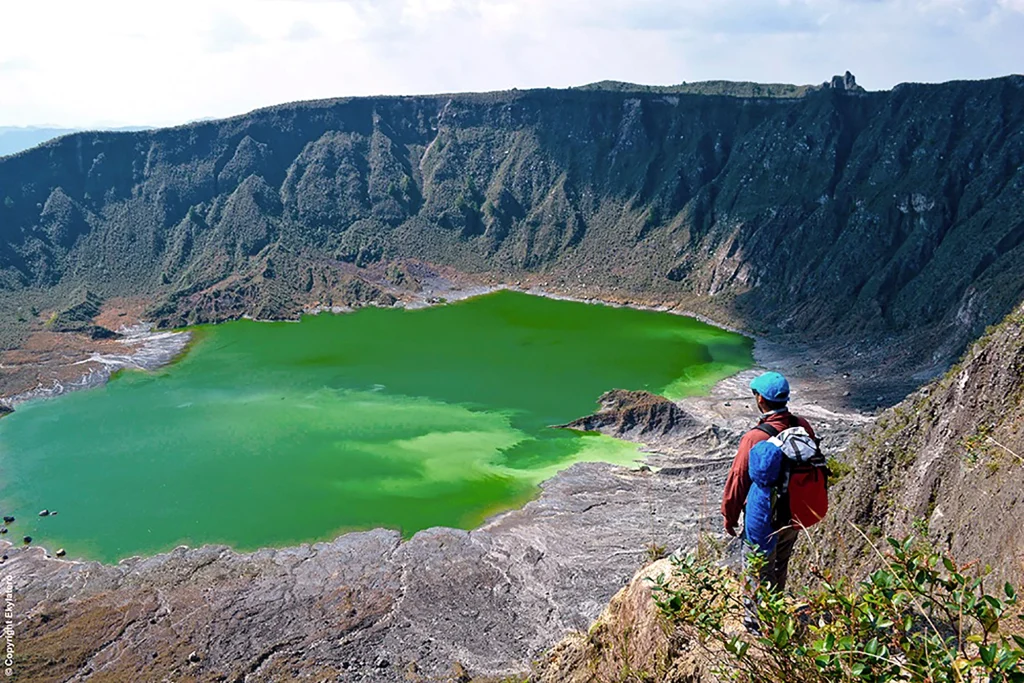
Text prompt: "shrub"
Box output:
[[648, 532, 1024, 682]]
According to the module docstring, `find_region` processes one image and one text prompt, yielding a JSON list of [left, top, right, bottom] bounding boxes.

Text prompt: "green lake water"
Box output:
[[0, 291, 752, 562]]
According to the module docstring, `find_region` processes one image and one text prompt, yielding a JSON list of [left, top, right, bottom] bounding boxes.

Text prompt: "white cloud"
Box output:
[[0, 0, 1021, 127], [286, 20, 322, 42], [204, 13, 262, 53]]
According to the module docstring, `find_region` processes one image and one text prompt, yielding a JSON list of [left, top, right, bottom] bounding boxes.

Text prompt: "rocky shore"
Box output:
[[1, 323, 190, 408], [0, 278, 876, 682], [0, 357, 869, 682]]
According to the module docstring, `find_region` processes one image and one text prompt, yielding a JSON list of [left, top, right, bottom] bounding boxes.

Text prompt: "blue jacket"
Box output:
[[745, 440, 784, 554]]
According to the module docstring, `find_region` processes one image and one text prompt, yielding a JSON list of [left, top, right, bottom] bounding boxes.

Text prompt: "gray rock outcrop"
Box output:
[[557, 389, 705, 445]]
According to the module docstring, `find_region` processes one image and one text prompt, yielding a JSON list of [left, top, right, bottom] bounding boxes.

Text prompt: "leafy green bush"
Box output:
[[649, 532, 1024, 682]]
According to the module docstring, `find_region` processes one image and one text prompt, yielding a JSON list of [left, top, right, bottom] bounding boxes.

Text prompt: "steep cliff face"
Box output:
[[1, 77, 1022, 365], [810, 300, 1024, 585]]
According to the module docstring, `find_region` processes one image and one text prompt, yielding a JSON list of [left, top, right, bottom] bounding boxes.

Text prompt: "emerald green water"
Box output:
[[0, 291, 752, 562]]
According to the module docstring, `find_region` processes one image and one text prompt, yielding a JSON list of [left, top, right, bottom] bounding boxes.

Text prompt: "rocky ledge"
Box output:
[[533, 557, 720, 683]]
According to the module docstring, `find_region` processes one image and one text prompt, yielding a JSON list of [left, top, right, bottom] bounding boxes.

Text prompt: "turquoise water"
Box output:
[[0, 291, 752, 562]]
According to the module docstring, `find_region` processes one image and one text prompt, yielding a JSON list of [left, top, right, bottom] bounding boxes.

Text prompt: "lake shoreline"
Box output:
[[404, 282, 756, 339], [0, 281, 753, 409], [0, 353, 874, 682], [0, 286, 877, 682], [0, 288, 754, 564], [0, 280, 873, 570], [2, 324, 191, 409]]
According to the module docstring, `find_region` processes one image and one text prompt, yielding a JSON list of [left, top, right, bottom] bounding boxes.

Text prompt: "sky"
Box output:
[[1, 0, 1022, 128]]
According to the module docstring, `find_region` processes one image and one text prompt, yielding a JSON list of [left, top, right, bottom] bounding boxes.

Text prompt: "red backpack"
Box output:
[[756, 416, 830, 529]]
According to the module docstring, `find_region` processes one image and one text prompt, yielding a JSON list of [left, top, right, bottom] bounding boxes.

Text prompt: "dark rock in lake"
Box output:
[[23, 536, 32, 544], [39, 509, 50, 517], [3, 516, 14, 524], [557, 390, 704, 444]]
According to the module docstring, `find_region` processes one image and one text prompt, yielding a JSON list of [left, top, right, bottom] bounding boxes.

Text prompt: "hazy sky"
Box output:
[[1, 0, 1022, 128]]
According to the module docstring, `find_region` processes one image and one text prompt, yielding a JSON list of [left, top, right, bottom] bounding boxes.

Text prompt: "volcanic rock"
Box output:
[[558, 390, 705, 444]]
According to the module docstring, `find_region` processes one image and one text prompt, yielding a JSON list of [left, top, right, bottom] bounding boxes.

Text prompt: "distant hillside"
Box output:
[[0, 127, 79, 157], [0, 76, 1022, 375], [0, 125, 154, 159]]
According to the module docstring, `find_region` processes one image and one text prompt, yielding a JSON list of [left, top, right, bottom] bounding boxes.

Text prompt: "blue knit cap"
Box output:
[[750, 372, 790, 403]]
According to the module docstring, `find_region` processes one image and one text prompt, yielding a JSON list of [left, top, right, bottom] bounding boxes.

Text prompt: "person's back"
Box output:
[[721, 371, 816, 593]]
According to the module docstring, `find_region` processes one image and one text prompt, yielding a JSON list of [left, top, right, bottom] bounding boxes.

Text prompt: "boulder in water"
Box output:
[[556, 389, 703, 443], [55, 548, 66, 557], [23, 535, 32, 544], [39, 509, 50, 517], [3, 515, 14, 524]]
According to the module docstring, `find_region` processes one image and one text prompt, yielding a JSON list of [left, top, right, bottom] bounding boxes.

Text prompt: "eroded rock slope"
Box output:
[[808, 300, 1024, 586], [1, 76, 1022, 373]]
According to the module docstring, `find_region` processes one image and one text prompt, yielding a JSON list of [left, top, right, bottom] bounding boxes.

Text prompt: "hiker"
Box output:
[[721, 371, 823, 593]]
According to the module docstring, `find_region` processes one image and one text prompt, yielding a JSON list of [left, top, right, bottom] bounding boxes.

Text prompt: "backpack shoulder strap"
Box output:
[[756, 413, 800, 438], [789, 413, 822, 447]]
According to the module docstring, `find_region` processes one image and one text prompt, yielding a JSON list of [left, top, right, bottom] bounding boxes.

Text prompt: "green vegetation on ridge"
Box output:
[[575, 79, 825, 98], [652, 534, 1024, 682]]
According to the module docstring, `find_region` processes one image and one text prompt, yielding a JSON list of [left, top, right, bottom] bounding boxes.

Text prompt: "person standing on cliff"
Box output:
[[721, 371, 817, 593]]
